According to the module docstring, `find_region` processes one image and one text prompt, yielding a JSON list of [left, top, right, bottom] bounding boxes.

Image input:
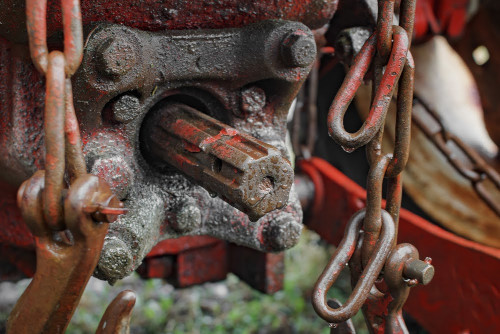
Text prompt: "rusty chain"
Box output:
[[7, 1, 130, 333], [24, 0, 128, 231], [26, 0, 87, 229], [413, 96, 500, 217], [313, 0, 434, 331]]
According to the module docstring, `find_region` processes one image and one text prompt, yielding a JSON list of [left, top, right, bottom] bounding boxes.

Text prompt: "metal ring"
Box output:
[[61, 0, 84, 76], [26, 0, 83, 76], [385, 52, 414, 178], [376, 0, 396, 62], [312, 209, 395, 323], [43, 51, 67, 230], [327, 26, 409, 152], [26, 0, 48, 74]]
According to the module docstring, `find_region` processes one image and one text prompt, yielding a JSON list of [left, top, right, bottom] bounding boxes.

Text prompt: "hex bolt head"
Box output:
[[404, 258, 435, 285], [173, 203, 202, 233], [112, 95, 142, 123], [264, 213, 302, 251], [281, 31, 317, 68], [334, 27, 372, 66], [240, 86, 266, 114], [97, 237, 133, 280], [99, 38, 136, 77]]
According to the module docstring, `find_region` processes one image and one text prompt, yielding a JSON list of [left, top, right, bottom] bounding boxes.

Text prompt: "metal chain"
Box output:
[[26, 0, 87, 230], [25, 0, 127, 227], [413, 96, 500, 217], [7, 2, 130, 332], [313, 0, 434, 331]]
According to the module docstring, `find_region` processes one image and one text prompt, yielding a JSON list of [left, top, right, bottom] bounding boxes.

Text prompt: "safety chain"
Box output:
[[7, 1, 130, 333], [413, 96, 500, 217], [312, 0, 435, 332]]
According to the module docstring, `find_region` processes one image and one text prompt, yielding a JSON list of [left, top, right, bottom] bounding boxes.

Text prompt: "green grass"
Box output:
[[66, 228, 367, 333], [1, 229, 367, 333]]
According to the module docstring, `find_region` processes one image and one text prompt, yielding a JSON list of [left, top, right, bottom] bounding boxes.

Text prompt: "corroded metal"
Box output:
[[326, 27, 409, 151], [312, 209, 395, 323], [8, 174, 120, 334], [0, 17, 315, 283], [313, 0, 434, 332], [299, 157, 499, 333], [96, 290, 136, 334], [7, 1, 128, 332], [142, 102, 294, 221], [72, 20, 313, 281]]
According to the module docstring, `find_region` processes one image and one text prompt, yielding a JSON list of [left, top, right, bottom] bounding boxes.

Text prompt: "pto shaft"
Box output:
[[141, 102, 293, 221]]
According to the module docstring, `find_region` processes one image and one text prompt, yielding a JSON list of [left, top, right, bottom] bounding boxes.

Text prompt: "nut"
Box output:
[[264, 213, 302, 251], [281, 31, 317, 68], [99, 38, 137, 76], [97, 237, 133, 281], [173, 202, 202, 232], [404, 258, 435, 285]]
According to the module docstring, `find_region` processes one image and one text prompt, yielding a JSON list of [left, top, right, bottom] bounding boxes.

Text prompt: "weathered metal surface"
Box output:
[[142, 103, 294, 221], [326, 27, 408, 152], [0, 19, 313, 283], [0, 0, 338, 44], [312, 1, 429, 331], [298, 157, 500, 333], [7, 2, 130, 330], [312, 209, 396, 323], [8, 174, 119, 334]]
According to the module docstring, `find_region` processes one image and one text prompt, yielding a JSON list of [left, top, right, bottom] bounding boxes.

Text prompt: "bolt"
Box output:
[[240, 86, 266, 114], [403, 258, 435, 285], [97, 237, 133, 280], [264, 213, 302, 251], [112, 95, 142, 123], [99, 38, 136, 77], [334, 34, 353, 62], [172, 202, 202, 232], [90, 155, 134, 200], [280, 31, 317, 68], [334, 27, 372, 66]]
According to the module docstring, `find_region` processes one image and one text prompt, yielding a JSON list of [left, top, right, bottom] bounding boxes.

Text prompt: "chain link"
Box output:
[[26, 0, 86, 229], [313, 0, 433, 330], [24, 0, 126, 229], [413, 96, 500, 217]]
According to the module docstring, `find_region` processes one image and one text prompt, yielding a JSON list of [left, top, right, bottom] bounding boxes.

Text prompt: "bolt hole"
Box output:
[[212, 158, 223, 173], [259, 176, 274, 194]]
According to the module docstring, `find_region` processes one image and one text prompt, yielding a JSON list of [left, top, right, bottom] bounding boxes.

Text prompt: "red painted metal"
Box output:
[[139, 237, 284, 293], [298, 157, 500, 333], [413, 0, 469, 41], [146, 236, 222, 257], [0, 0, 338, 44], [228, 244, 284, 294]]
